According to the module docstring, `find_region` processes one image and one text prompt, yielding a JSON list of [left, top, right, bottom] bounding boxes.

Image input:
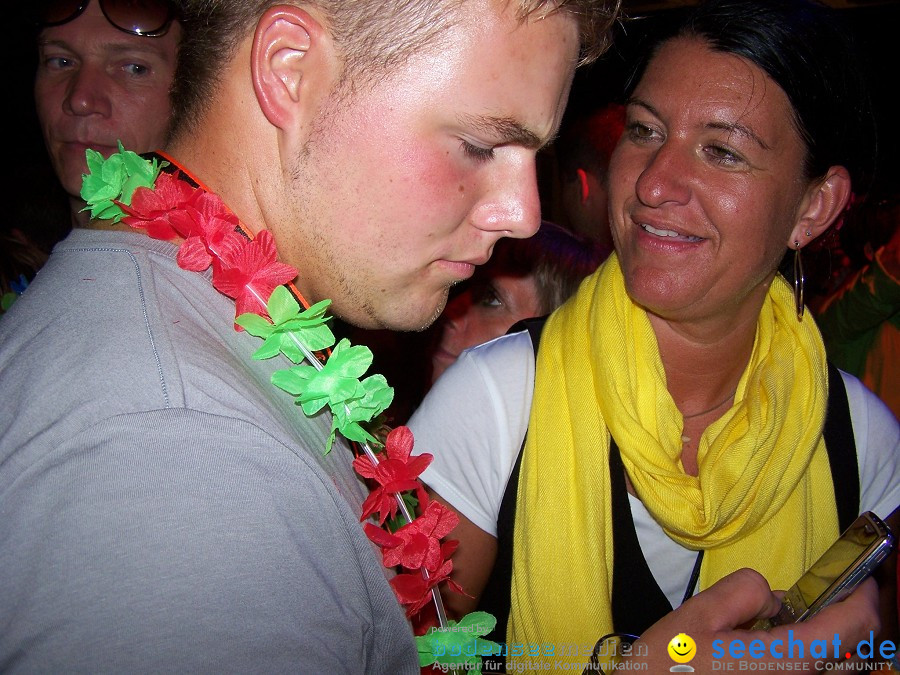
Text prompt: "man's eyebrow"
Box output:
[[625, 96, 770, 150], [38, 37, 169, 59], [458, 113, 545, 149]]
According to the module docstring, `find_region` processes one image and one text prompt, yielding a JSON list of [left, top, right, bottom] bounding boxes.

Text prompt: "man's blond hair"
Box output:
[[169, 0, 621, 142]]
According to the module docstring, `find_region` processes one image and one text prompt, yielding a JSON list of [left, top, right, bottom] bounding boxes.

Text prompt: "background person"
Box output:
[[429, 219, 607, 386], [0, 0, 182, 316], [33, 0, 182, 229], [2, 0, 182, 314], [408, 0, 899, 670]]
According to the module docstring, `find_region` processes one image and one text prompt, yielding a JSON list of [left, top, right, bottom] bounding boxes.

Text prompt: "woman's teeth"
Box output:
[[642, 223, 679, 237], [640, 223, 702, 242]]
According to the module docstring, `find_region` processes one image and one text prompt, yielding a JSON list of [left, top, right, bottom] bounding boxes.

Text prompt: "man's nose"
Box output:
[[63, 66, 113, 117], [470, 154, 542, 240]]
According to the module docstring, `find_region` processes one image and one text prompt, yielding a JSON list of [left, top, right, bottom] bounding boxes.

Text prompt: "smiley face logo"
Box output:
[[667, 633, 696, 664]]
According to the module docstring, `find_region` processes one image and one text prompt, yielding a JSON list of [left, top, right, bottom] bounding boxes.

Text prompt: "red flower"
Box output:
[[121, 172, 199, 240], [389, 560, 465, 617], [211, 229, 297, 318], [175, 192, 244, 272], [365, 500, 459, 572], [353, 426, 432, 525]]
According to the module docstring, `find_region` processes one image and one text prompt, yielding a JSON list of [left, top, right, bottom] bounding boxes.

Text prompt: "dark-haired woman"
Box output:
[[408, 0, 899, 670]]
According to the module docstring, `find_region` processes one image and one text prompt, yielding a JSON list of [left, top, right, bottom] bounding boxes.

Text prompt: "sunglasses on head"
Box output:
[[35, 0, 176, 37]]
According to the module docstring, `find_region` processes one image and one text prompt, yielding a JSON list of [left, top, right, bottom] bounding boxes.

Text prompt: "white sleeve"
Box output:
[[844, 370, 900, 520], [407, 331, 535, 536]]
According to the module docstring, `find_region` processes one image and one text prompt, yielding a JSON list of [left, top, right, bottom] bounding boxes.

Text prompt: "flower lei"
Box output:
[[80, 143, 499, 672]]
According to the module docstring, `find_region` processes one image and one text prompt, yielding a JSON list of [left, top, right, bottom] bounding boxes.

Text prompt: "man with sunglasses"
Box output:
[[33, 0, 181, 228]]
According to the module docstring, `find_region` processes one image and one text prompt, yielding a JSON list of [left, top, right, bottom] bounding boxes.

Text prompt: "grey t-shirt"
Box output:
[[0, 229, 418, 673]]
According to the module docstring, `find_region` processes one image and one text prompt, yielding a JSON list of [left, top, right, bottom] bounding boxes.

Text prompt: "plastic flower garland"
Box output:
[[80, 144, 499, 671]]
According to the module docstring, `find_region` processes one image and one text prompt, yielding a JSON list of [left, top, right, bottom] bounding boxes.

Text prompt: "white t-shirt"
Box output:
[[408, 329, 900, 608]]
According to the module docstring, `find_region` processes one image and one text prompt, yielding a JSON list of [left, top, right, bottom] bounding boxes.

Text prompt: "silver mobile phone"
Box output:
[[751, 511, 896, 631]]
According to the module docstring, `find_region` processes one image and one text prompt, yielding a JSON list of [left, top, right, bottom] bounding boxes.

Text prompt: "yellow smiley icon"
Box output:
[[667, 633, 696, 664]]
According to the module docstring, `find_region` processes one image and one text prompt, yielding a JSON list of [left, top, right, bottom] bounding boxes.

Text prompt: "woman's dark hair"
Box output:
[[626, 0, 877, 194]]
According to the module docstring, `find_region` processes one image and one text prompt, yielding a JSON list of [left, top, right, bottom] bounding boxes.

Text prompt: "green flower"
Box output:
[[416, 612, 500, 672], [329, 372, 393, 448], [80, 142, 165, 222], [236, 287, 335, 363], [271, 338, 394, 453]]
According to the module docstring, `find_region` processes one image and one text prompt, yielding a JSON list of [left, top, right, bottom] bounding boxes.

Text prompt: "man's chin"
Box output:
[[408, 294, 448, 332], [333, 297, 447, 333]]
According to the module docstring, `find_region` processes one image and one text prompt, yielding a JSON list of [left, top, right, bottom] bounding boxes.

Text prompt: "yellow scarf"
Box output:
[[508, 254, 839, 670]]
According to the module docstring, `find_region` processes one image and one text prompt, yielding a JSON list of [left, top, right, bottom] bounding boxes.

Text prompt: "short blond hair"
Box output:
[[169, 0, 621, 141]]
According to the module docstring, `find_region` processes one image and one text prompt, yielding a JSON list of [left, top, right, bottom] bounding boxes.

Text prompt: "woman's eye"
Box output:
[[705, 144, 743, 166], [461, 140, 495, 162], [473, 285, 502, 307], [625, 121, 659, 143]]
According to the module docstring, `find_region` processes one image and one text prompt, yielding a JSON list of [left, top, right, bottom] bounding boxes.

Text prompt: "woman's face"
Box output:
[[608, 37, 817, 325], [430, 270, 542, 384]]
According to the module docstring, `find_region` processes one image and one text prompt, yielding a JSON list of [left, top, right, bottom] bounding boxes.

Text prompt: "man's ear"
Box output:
[[251, 5, 332, 131], [789, 165, 852, 247]]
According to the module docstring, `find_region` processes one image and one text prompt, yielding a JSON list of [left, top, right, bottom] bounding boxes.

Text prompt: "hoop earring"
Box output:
[[793, 241, 805, 321]]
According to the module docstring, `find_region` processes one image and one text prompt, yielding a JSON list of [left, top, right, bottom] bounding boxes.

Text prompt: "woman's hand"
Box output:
[[620, 568, 881, 673]]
